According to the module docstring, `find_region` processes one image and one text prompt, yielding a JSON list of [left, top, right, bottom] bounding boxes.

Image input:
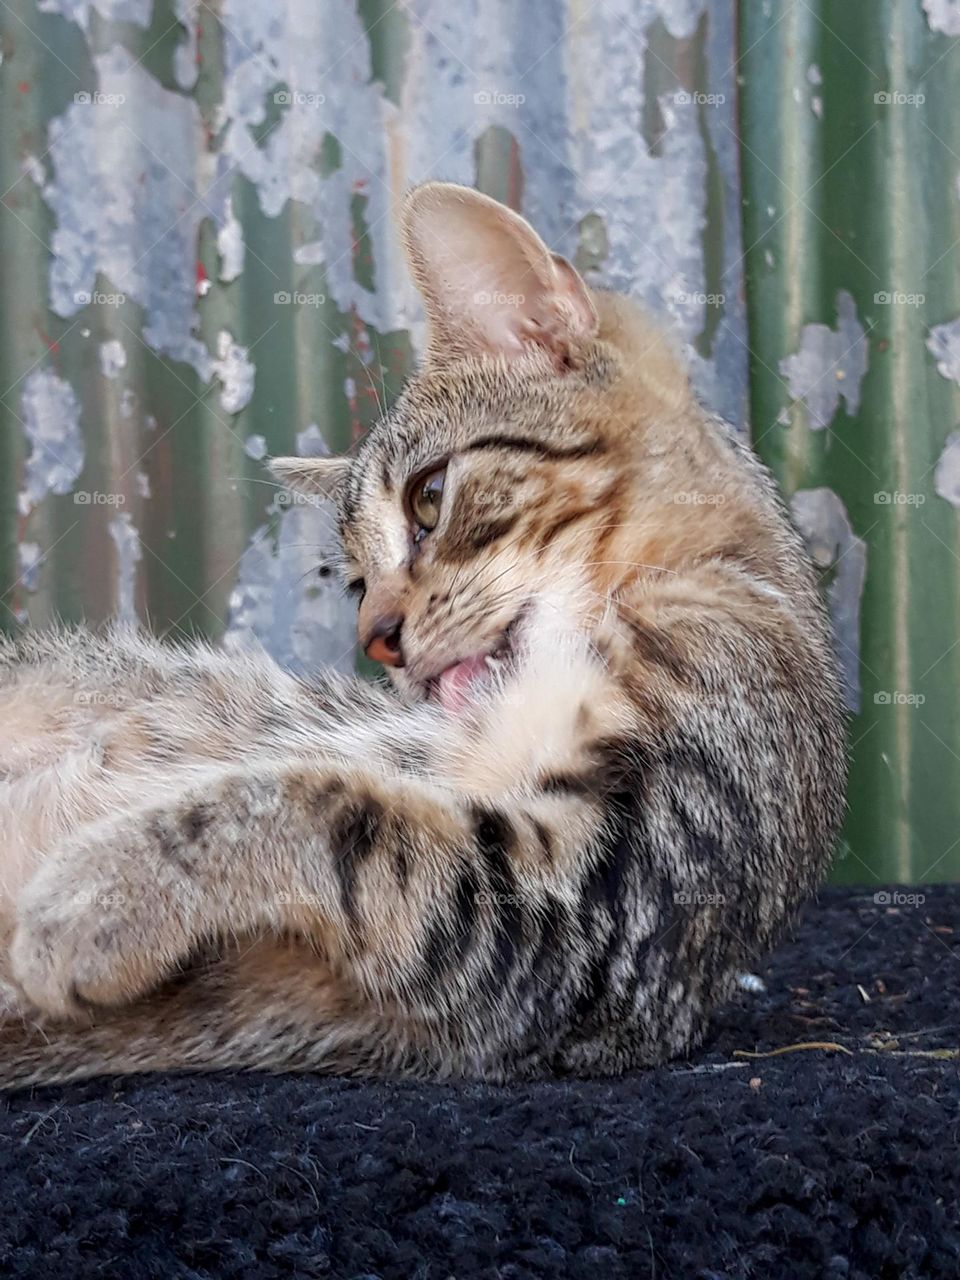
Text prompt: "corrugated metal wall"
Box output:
[[1, 0, 958, 880], [740, 0, 960, 884]]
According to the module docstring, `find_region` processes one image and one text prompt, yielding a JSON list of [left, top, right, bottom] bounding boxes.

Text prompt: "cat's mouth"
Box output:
[[425, 617, 521, 714]]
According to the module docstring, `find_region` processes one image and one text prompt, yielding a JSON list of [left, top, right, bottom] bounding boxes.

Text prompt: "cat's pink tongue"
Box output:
[[437, 654, 489, 713]]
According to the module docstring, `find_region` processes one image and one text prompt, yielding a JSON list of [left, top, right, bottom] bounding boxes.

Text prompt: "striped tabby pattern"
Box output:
[[0, 185, 846, 1088]]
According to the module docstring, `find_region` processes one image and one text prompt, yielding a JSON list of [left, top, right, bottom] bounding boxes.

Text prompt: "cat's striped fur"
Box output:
[[0, 184, 846, 1088]]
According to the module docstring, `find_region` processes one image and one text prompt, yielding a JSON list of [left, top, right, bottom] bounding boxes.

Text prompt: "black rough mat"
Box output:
[[1, 886, 958, 1280]]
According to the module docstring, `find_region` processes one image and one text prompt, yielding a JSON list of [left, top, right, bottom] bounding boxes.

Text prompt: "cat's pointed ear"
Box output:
[[402, 183, 598, 367], [268, 456, 350, 499]]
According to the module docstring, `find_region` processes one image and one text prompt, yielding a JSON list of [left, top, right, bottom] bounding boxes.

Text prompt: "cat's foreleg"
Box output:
[[10, 756, 604, 1027]]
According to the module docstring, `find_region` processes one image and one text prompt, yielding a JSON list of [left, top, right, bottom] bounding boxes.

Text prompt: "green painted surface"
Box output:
[[740, 1, 960, 883]]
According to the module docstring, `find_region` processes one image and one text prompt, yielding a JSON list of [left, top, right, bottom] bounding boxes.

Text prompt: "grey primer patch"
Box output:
[[934, 431, 960, 508], [99, 340, 127, 379], [17, 543, 44, 596], [108, 513, 142, 623], [791, 488, 866, 713], [225, 502, 355, 676], [173, 0, 201, 90], [18, 369, 85, 515], [779, 291, 869, 430], [38, 0, 151, 31], [21, 154, 46, 186], [297, 424, 331, 457], [927, 316, 960, 385], [923, 0, 960, 36], [44, 46, 232, 389], [217, 197, 245, 282], [44, 43, 254, 414], [210, 332, 255, 414]]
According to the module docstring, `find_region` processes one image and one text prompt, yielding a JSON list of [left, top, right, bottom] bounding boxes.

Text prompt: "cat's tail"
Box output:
[[0, 984, 211, 1089], [0, 937, 427, 1091]]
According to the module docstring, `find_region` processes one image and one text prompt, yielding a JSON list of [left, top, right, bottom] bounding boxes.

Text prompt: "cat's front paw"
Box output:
[[10, 843, 190, 1019]]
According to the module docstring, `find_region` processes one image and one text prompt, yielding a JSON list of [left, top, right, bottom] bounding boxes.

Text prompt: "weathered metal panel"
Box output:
[[740, 0, 960, 882], [2, 0, 746, 676]]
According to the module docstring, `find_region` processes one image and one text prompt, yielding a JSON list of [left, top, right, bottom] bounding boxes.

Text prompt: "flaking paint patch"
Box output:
[[934, 431, 960, 508], [44, 46, 223, 383], [38, 0, 150, 31], [108, 513, 142, 623], [293, 242, 326, 266], [923, 0, 960, 36], [17, 544, 44, 597], [927, 316, 960, 384], [224, 503, 356, 676], [99, 339, 127, 379], [699, 0, 748, 424], [217, 197, 245, 283], [779, 291, 868, 430], [297, 424, 330, 457], [791, 488, 866, 712], [18, 369, 85, 515], [217, 0, 403, 336], [173, 0, 201, 90], [21, 154, 46, 186], [211, 331, 255, 414], [652, 0, 702, 38]]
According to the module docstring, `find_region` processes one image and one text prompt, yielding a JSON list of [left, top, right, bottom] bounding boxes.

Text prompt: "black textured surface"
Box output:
[[1, 885, 958, 1280]]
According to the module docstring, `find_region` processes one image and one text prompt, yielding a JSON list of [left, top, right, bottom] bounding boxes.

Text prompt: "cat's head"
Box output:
[[272, 183, 695, 710]]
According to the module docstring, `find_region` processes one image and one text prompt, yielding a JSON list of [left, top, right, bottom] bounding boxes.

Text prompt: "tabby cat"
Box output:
[[0, 183, 846, 1088]]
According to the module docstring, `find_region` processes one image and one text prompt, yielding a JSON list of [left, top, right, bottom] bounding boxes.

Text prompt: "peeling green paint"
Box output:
[[638, 13, 729, 363], [574, 212, 609, 276], [357, 0, 410, 108], [474, 126, 524, 210], [251, 85, 288, 147], [318, 131, 342, 177], [350, 191, 376, 293], [740, 0, 960, 882]]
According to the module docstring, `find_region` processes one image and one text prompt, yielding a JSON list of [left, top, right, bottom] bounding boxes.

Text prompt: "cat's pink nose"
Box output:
[[363, 614, 405, 667]]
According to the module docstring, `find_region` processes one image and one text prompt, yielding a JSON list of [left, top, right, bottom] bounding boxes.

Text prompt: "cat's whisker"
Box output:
[[581, 560, 678, 576], [229, 475, 282, 488], [448, 525, 539, 599], [273, 547, 344, 559], [356, 354, 389, 421]]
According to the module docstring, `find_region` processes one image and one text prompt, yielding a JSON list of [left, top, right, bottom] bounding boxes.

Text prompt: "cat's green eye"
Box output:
[[408, 467, 447, 538]]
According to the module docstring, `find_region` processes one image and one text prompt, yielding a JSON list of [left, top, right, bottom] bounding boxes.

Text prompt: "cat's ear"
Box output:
[[402, 182, 598, 367], [268, 456, 350, 499]]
